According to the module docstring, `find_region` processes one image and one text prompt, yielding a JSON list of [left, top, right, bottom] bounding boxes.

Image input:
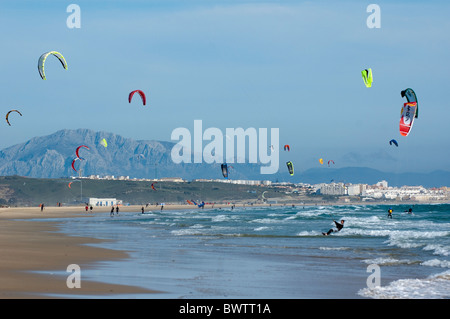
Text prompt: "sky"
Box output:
[[0, 0, 449, 174]]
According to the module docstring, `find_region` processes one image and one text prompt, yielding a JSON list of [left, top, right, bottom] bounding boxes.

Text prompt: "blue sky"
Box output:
[[0, 0, 449, 173]]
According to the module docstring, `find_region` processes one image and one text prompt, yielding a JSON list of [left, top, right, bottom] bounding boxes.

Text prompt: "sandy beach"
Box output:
[[0, 203, 274, 298], [0, 206, 161, 298]]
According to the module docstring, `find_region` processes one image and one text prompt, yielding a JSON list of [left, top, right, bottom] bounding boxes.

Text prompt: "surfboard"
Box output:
[[399, 102, 417, 137]]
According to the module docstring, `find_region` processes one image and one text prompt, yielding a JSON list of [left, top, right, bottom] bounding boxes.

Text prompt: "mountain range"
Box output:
[[0, 128, 448, 188]]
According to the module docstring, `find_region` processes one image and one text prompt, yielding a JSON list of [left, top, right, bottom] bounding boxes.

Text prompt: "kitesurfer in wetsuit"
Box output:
[[387, 208, 393, 219], [322, 220, 345, 236]]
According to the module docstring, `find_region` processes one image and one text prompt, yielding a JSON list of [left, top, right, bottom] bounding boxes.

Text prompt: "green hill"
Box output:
[[0, 176, 317, 207]]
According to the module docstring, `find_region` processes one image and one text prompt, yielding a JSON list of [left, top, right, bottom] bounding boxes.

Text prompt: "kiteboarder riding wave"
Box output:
[[322, 220, 345, 236]]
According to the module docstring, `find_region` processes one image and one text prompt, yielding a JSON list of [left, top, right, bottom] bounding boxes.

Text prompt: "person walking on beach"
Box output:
[[116, 205, 119, 215], [40, 203, 44, 211], [322, 220, 345, 236], [110, 206, 115, 217], [387, 208, 393, 219]]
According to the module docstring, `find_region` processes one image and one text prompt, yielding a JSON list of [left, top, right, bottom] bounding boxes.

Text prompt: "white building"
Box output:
[[347, 184, 363, 196], [319, 183, 346, 195], [89, 198, 122, 207], [376, 180, 388, 188]]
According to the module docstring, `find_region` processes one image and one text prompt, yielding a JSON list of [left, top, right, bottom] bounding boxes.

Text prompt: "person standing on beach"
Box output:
[[116, 206, 119, 215], [322, 220, 345, 236], [40, 203, 44, 211]]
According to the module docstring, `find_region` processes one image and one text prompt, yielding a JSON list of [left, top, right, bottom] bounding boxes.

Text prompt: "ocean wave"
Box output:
[[319, 246, 350, 251], [362, 257, 418, 266], [254, 226, 270, 231], [423, 244, 450, 257], [358, 270, 450, 299], [421, 259, 450, 268]]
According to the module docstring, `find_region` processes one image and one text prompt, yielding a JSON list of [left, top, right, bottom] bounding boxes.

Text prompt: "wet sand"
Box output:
[[0, 206, 159, 298], [0, 204, 265, 298]]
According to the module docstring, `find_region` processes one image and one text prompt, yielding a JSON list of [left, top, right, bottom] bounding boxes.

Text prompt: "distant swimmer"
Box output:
[[322, 220, 345, 236], [406, 207, 413, 215], [387, 208, 393, 219]]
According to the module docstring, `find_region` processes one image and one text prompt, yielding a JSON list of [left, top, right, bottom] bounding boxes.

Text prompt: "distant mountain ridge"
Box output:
[[0, 129, 448, 187], [0, 129, 259, 180]]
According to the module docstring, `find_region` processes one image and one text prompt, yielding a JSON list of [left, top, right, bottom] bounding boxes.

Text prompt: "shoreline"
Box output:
[[0, 201, 447, 298], [0, 207, 159, 298]]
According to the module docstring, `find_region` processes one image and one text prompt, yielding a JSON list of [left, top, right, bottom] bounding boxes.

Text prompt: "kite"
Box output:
[[71, 158, 82, 172], [361, 68, 373, 88], [389, 139, 398, 147], [319, 158, 324, 165], [328, 160, 335, 167], [100, 138, 107, 147], [5, 110, 22, 126], [76, 145, 89, 159], [286, 161, 294, 176], [151, 182, 157, 191], [401, 88, 418, 118], [221, 163, 229, 178], [129, 90, 146, 106], [399, 102, 417, 137], [38, 51, 68, 80], [68, 182, 73, 189], [284, 144, 290, 151]]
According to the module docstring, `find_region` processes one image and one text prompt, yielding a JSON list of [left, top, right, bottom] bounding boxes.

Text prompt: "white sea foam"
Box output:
[[296, 230, 320, 236], [211, 215, 230, 222], [358, 270, 450, 299], [421, 259, 450, 268], [251, 218, 279, 224], [254, 226, 270, 231], [423, 244, 450, 257], [362, 257, 416, 266]]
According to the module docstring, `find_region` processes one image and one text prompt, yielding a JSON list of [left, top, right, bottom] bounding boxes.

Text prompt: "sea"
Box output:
[[38, 203, 450, 299]]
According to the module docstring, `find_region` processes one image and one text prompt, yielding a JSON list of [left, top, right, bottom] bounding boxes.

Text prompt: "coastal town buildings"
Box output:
[[77, 175, 448, 203]]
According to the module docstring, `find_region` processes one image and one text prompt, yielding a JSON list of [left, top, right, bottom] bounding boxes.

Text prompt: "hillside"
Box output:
[[0, 176, 308, 207]]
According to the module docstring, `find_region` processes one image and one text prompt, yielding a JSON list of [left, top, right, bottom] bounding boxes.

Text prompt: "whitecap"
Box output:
[[421, 259, 450, 268], [423, 244, 450, 257], [362, 257, 416, 266], [358, 270, 450, 299]]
